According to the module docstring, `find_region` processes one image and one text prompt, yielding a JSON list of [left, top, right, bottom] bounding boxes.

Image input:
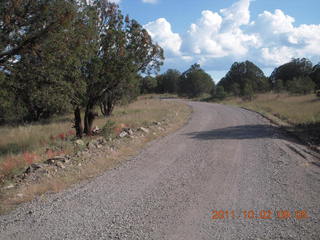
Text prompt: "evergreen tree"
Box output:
[[140, 76, 157, 94], [82, 2, 164, 135], [287, 76, 315, 95], [178, 64, 214, 98], [310, 63, 320, 90], [0, 0, 76, 68], [214, 86, 227, 100], [156, 69, 180, 93], [218, 61, 269, 96], [270, 58, 313, 88]]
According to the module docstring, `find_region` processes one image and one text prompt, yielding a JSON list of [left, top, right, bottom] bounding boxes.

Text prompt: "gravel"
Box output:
[[1, 101, 320, 239]]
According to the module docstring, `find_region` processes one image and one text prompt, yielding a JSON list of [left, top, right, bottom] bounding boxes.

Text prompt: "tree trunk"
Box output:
[[100, 101, 108, 117], [74, 106, 83, 139], [84, 102, 97, 135], [100, 97, 115, 117], [106, 98, 114, 116]]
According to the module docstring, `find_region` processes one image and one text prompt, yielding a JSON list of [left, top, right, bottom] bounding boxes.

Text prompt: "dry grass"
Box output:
[[221, 93, 320, 146], [0, 96, 191, 213], [222, 93, 320, 125]]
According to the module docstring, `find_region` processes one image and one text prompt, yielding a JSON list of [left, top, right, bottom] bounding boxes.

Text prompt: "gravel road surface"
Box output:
[[1, 101, 320, 240]]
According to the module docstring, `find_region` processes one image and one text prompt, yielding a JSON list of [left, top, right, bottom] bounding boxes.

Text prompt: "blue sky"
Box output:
[[113, 0, 320, 81]]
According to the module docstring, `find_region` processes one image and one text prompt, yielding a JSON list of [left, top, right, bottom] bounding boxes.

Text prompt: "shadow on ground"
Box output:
[[288, 122, 320, 146], [185, 124, 299, 142]]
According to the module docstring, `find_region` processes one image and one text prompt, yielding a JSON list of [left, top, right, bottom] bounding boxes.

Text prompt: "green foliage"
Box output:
[[0, 0, 77, 68], [274, 79, 285, 93], [214, 86, 227, 100], [0, 72, 27, 124], [0, 1, 163, 131], [230, 83, 241, 97], [3, 1, 97, 123], [156, 69, 180, 93], [270, 58, 313, 88], [178, 64, 214, 98], [241, 82, 255, 101], [310, 63, 320, 90], [140, 76, 157, 94], [102, 120, 116, 138], [118, 74, 141, 105], [89, 2, 164, 122], [287, 76, 315, 95], [218, 61, 269, 96]]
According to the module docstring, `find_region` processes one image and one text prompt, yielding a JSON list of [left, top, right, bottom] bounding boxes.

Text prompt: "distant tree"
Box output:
[[241, 82, 255, 101], [140, 76, 157, 94], [214, 86, 227, 100], [178, 64, 214, 98], [310, 63, 320, 90], [230, 83, 241, 97], [274, 79, 285, 93], [156, 69, 180, 93], [270, 58, 313, 88], [218, 61, 269, 96], [287, 76, 315, 95]]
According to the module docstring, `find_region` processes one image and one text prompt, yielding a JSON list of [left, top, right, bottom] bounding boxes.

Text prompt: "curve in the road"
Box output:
[[1, 101, 320, 240]]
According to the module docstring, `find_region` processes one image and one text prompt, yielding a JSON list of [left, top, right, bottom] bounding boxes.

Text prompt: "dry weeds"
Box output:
[[0, 97, 191, 214]]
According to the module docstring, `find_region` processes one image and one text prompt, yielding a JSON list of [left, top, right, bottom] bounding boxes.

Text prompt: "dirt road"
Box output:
[[1, 101, 320, 239]]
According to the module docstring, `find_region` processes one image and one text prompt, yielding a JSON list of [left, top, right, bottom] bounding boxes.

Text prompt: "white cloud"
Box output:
[[255, 9, 320, 66], [142, 0, 157, 4], [144, 18, 182, 56], [182, 0, 260, 59], [257, 9, 294, 34], [220, 0, 251, 28], [261, 47, 295, 66], [144, 0, 320, 79]]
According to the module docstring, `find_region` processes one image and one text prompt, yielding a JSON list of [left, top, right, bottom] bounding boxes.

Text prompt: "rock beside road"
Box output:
[[5, 124, 162, 192], [138, 127, 149, 134]]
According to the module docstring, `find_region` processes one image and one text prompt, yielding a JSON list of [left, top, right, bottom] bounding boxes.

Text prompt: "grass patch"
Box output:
[[0, 97, 191, 213], [221, 93, 320, 146]]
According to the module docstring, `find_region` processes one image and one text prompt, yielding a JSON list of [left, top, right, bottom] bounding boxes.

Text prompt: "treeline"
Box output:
[[219, 58, 320, 99], [143, 58, 320, 101], [0, 0, 164, 137], [140, 64, 215, 98]]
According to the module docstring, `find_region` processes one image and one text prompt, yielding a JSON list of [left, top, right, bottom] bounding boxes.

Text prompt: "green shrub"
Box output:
[[102, 120, 116, 138], [287, 76, 315, 95], [274, 79, 285, 93], [215, 86, 227, 100], [241, 82, 255, 101]]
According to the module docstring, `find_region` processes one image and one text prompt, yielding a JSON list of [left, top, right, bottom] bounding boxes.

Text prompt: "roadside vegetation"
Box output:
[[0, 0, 171, 211], [0, 1, 163, 135], [1, 2, 164, 181], [1, 0, 319, 212], [142, 58, 319, 146], [213, 58, 320, 147], [222, 93, 320, 146], [0, 96, 191, 213]]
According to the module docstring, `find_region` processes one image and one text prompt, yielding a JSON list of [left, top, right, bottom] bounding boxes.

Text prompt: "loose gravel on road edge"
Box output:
[[1, 101, 320, 240]]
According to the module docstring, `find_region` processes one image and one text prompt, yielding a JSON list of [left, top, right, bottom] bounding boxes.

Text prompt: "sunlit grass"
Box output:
[[0, 97, 189, 180], [223, 93, 320, 124], [222, 93, 320, 145]]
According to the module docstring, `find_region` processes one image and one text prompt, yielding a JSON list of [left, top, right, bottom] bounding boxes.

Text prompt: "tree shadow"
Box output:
[[185, 124, 298, 142], [311, 161, 320, 168], [288, 122, 320, 146]]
